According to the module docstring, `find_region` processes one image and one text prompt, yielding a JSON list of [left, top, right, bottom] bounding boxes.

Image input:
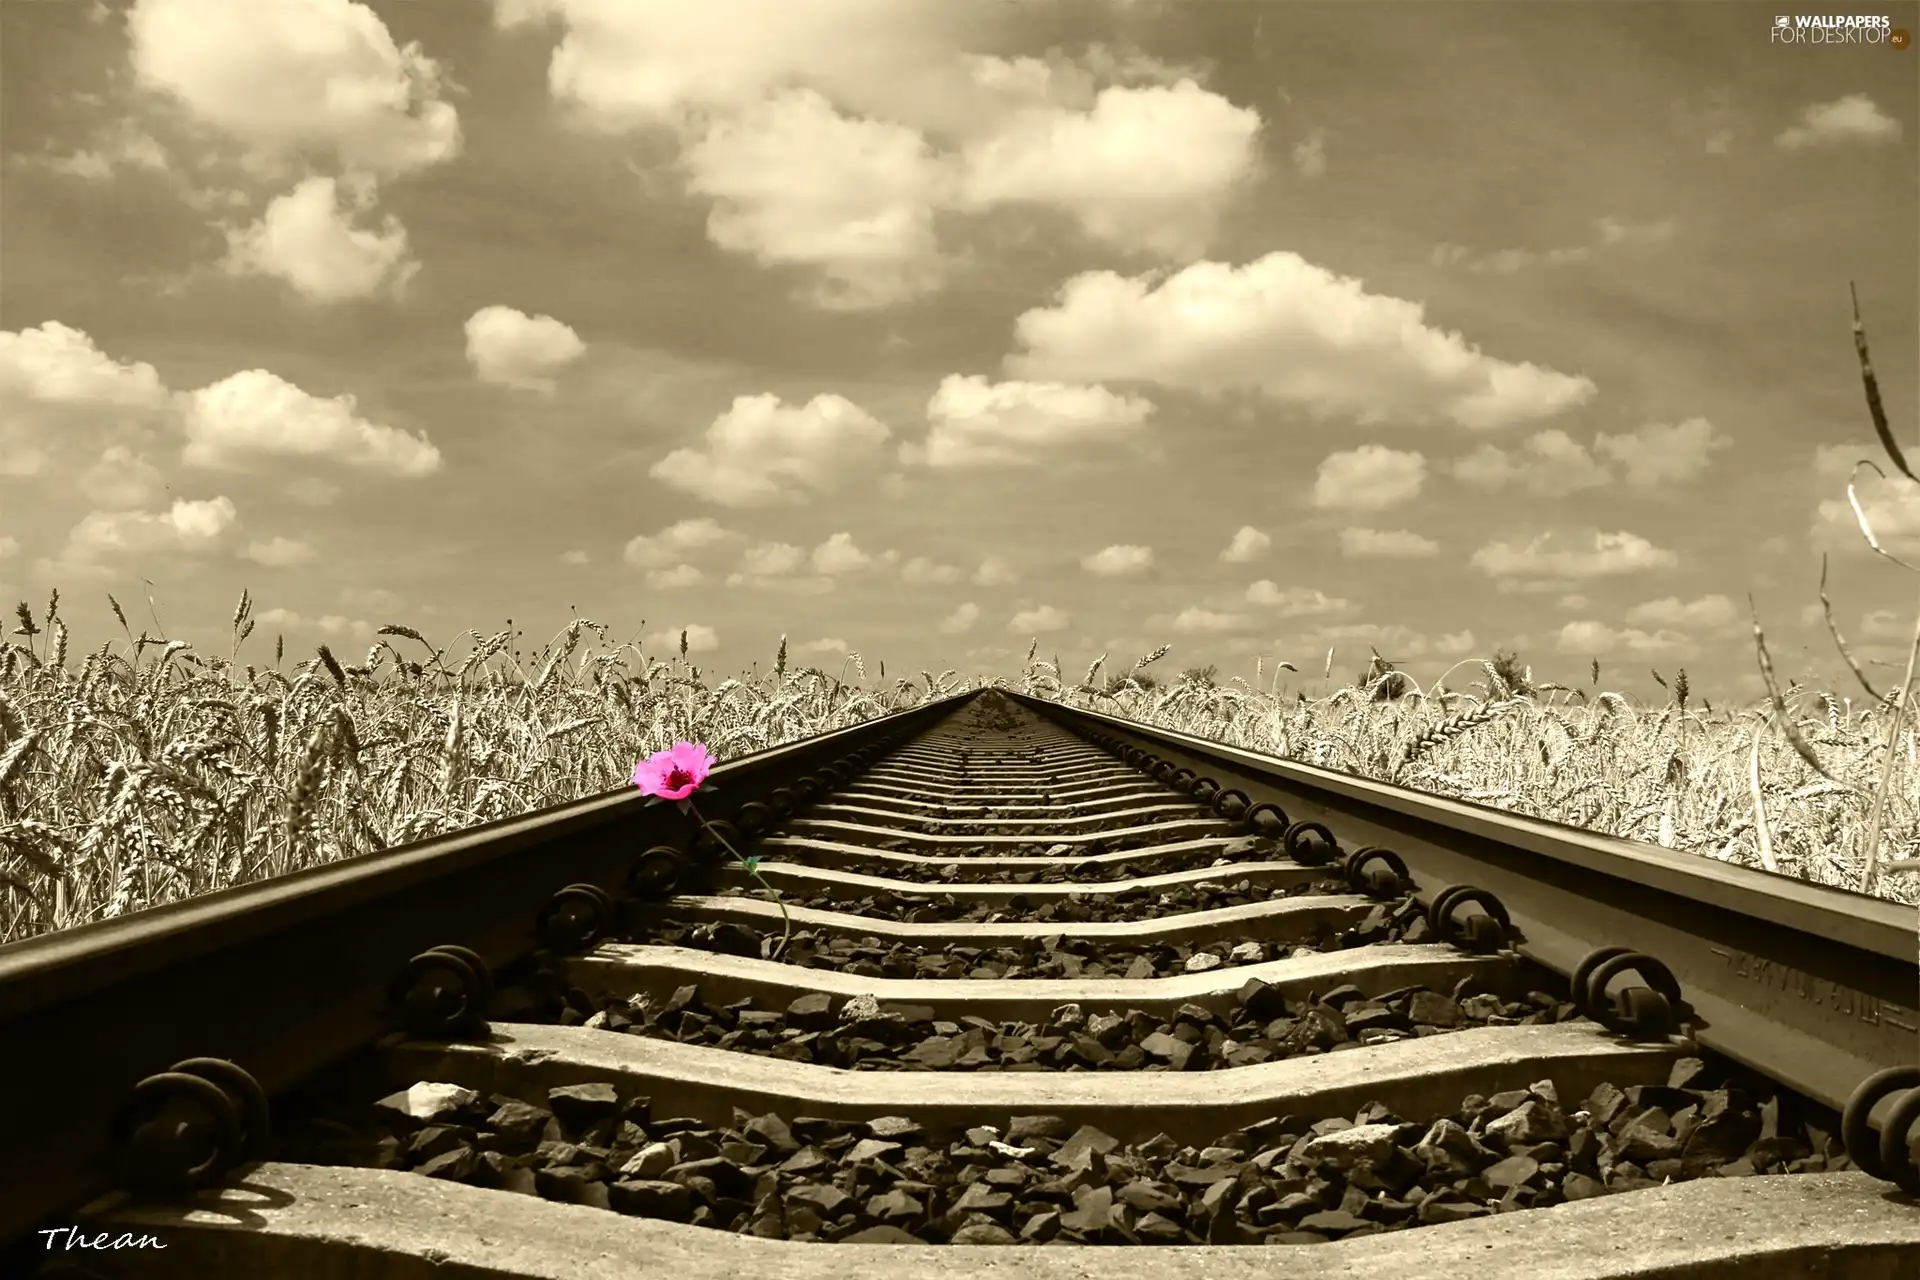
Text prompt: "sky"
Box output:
[[1, 0, 1916, 705]]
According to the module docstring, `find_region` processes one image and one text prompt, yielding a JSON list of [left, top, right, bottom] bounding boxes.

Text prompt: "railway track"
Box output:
[[4, 688, 1917, 1278]]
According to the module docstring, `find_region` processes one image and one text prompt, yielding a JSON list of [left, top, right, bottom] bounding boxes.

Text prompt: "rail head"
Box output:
[[0, 690, 972, 1246], [1010, 692, 1920, 1118]]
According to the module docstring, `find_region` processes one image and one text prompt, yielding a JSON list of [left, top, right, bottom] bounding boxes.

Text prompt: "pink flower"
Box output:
[[632, 741, 716, 801]]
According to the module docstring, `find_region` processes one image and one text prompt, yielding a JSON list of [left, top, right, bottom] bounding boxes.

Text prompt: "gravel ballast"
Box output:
[[283, 1055, 1850, 1246]]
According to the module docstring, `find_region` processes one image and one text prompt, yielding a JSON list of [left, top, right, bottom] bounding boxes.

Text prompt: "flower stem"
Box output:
[[687, 800, 793, 958]]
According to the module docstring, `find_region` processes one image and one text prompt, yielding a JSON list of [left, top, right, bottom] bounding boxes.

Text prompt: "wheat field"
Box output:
[[0, 588, 1913, 947]]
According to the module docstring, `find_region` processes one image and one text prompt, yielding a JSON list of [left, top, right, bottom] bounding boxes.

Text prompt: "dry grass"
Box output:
[[0, 609, 966, 944], [1026, 645, 1918, 906]]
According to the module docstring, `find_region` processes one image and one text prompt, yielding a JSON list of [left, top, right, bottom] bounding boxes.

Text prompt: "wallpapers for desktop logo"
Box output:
[[1771, 14, 1909, 46]]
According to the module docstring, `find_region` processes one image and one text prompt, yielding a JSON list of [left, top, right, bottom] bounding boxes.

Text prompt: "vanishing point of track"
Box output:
[[3, 689, 1916, 1279]]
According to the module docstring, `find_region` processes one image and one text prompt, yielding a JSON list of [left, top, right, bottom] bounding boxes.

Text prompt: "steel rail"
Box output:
[[0, 693, 964, 1248], [1009, 693, 1919, 1123]]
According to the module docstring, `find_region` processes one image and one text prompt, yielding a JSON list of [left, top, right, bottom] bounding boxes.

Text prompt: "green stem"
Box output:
[[687, 799, 793, 957]]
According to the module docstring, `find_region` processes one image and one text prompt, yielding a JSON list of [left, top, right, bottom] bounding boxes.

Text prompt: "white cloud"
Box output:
[[1471, 529, 1678, 582], [181, 369, 441, 476], [1338, 527, 1438, 558], [651, 392, 890, 506], [795, 637, 849, 655], [956, 79, 1260, 258], [1555, 620, 1690, 656], [1219, 526, 1269, 562], [128, 0, 461, 177], [682, 88, 955, 311], [1081, 544, 1153, 576], [494, 2, 1267, 303], [1168, 607, 1247, 633], [1449, 430, 1610, 495], [622, 517, 736, 569], [812, 532, 875, 574], [939, 601, 980, 633], [1776, 94, 1902, 150], [1009, 605, 1070, 633], [738, 542, 805, 576], [645, 624, 720, 654], [0, 321, 166, 408], [561, 549, 589, 566], [464, 306, 586, 394], [901, 556, 964, 584], [646, 565, 704, 589], [974, 556, 1017, 585], [1593, 418, 1730, 488], [1245, 582, 1353, 617], [1007, 252, 1596, 430], [78, 446, 167, 509], [61, 496, 237, 562], [1624, 594, 1739, 631], [221, 176, 419, 303], [243, 535, 317, 567], [1313, 445, 1426, 512], [1812, 468, 1920, 557], [911, 375, 1154, 467], [254, 608, 375, 642], [1430, 217, 1675, 275], [1291, 127, 1326, 179]]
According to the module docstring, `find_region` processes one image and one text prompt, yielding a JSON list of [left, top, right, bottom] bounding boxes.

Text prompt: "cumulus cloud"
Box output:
[[901, 556, 965, 584], [1338, 527, 1438, 558], [681, 88, 956, 311], [974, 557, 1017, 585], [1776, 94, 1902, 150], [0, 324, 168, 472], [651, 392, 890, 506], [254, 607, 375, 641], [1449, 430, 1610, 495], [940, 601, 980, 633], [812, 532, 875, 574], [492, 1, 1266, 304], [560, 549, 589, 566], [78, 446, 167, 509], [956, 79, 1260, 258], [1007, 252, 1596, 430], [221, 176, 419, 303], [1313, 446, 1426, 512], [1166, 607, 1247, 633], [795, 637, 849, 655], [1245, 582, 1353, 617], [464, 306, 586, 394], [622, 517, 737, 569], [1593, 418, 1730, 488], [1812, 467, 1920, 557], [1555, 620, 1690, 656], [180, 369, 441, 476], [911, 375, 1154, 467], [1081, 544, 1153, 576], [59, 496, 237, 565], [1009, 605, 1070, 633], [646, 564, 704, 588], [645, 624, 720, 654], [128, 0, 461, 177], [1471, 529, 1678, 583], [242, 535, 317, 567], [1219, 526, 1269, 562], [1624, 594, 1738, 631]]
